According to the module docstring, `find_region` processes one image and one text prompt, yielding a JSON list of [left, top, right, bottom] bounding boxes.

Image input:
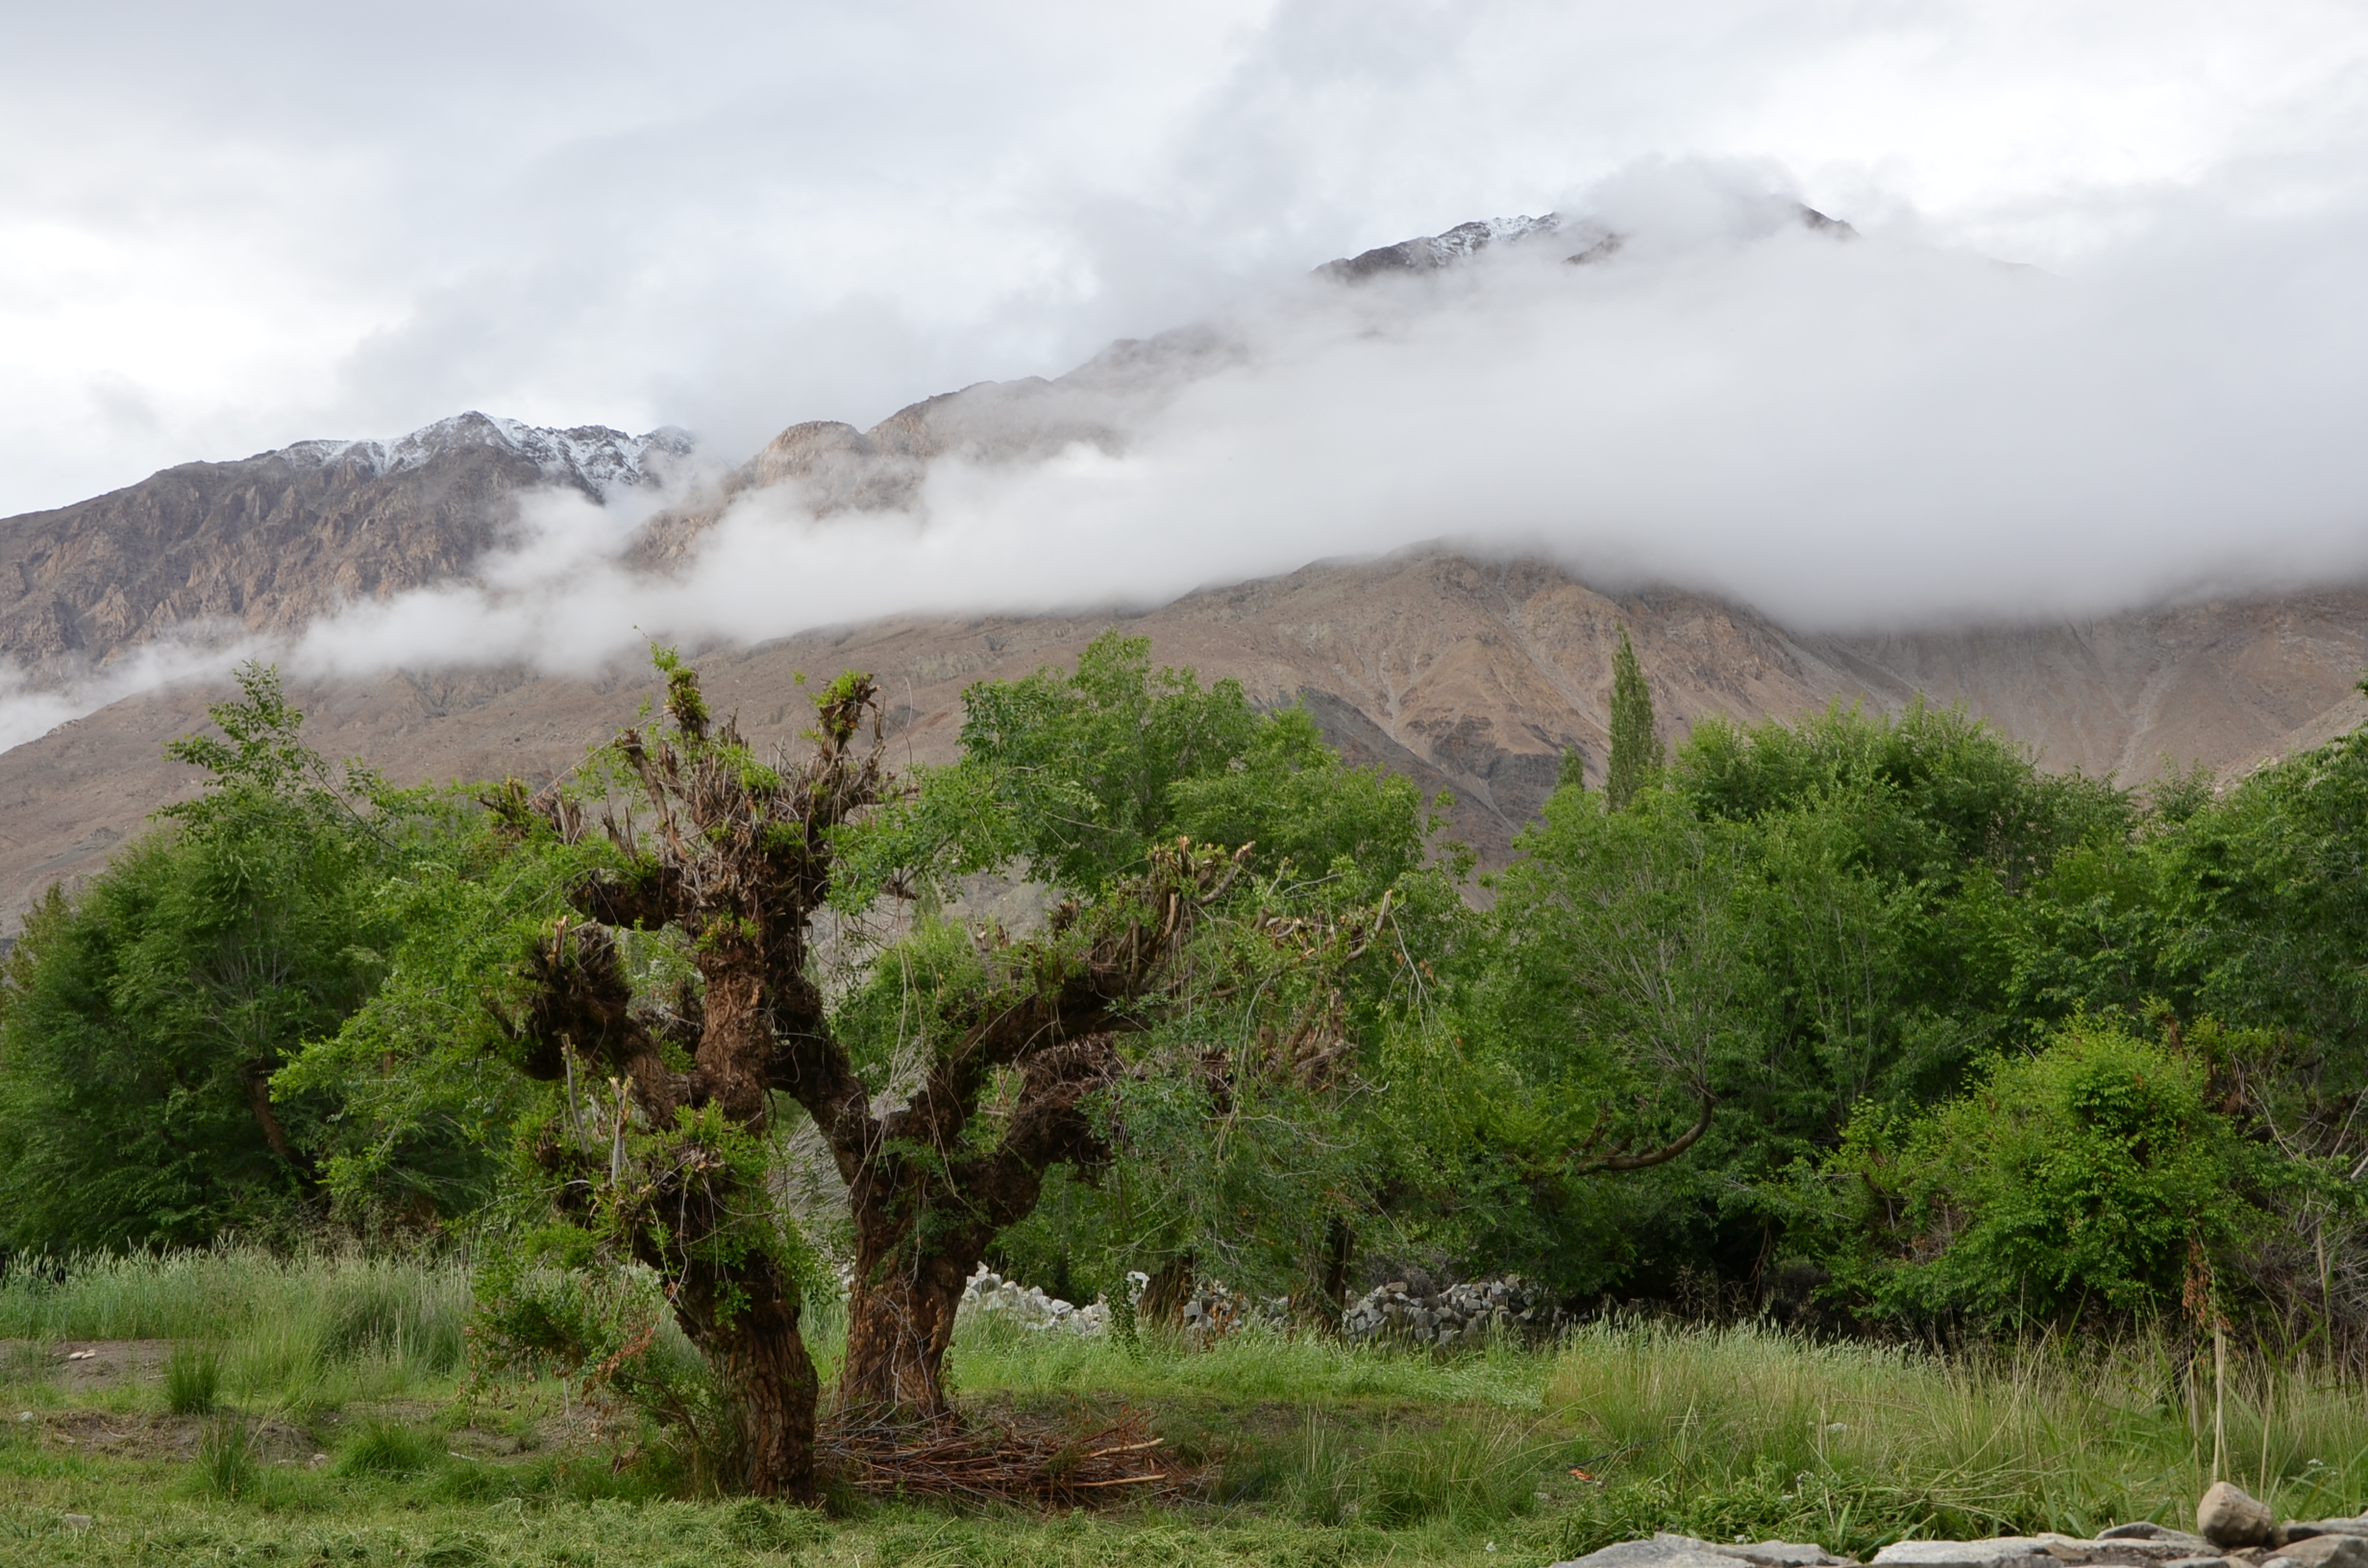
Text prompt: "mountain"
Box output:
[[5, 545, 2365, 933], [3, 211, 2365, 932], [0, 412, 691, 680]]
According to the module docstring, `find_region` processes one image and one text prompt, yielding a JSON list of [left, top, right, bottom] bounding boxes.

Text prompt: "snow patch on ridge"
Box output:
[[276, 412, 696, 495]]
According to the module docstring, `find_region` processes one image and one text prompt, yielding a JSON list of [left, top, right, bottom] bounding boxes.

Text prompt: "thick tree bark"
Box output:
[[673, 1252, 820, 1497], [830, 1034, 1127, 1418], [1140, 1253, 1196, 1329], [500, 668, 894, 1497], [838, 1244, 980, 1420]]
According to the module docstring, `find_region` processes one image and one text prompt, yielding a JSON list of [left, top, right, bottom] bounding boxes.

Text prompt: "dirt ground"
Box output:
[[0, 1338, 175, 1393], [19, 1408, 318, 1462]]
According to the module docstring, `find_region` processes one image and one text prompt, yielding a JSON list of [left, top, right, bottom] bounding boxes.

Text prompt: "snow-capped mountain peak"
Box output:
[[278, 412, 695, 494]]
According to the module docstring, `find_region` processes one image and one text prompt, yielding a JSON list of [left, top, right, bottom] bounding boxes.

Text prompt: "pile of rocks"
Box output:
[[955, 1266, 1108, 1336], [1341, 1276, 1564, 1348], [1178, 1281, 1289, 1343], [1544, 1484, 2368, 1568]]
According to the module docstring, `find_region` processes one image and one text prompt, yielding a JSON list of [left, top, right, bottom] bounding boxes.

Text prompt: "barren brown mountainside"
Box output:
[[0, 412, 689, 679], [5, 545, 2365, 932]]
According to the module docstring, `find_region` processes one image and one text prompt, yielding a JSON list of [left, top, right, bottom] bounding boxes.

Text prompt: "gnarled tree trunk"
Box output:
[[828, 1031, 1136, 1419], [838, 1240, 983, 1420], [501, 661, 891, 1497], [675, 1252, 819, 1496]]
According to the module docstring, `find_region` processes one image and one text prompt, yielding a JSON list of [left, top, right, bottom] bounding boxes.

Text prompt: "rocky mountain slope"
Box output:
[[0, 412, 691, 681], [4, 210, 2364, 930], [6, 546, 2364, 931]]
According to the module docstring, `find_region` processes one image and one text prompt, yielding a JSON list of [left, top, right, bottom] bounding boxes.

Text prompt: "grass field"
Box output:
[[2, 1249, 2363, 1567]]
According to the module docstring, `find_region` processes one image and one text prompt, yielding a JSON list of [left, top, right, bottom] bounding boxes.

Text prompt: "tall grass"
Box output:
[[1540, 1320, 2368, 1554], [941, 1308, 1558, 1409], [0, 1245, 470, 1409], [12, 1249, 2368, 1555], [163, 1344, 222, 1414]]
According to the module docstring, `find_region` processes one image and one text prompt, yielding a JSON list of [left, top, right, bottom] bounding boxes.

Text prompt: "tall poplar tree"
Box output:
[[1605, 625, 1663, 811]]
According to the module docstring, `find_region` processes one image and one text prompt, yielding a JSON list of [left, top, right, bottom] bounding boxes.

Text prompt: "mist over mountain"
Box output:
[[5, 187, 2368, 931]]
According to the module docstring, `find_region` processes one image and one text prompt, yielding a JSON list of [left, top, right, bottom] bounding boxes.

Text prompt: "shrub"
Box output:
[[195, 1414, 259, 1498], [1801, 1021, 2271, 1325], [164, 1343, 222, 1414], [333, 1418, 443, 1478]]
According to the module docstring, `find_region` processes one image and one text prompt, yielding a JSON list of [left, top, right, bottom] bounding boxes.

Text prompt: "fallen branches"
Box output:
[[819, 1405, 1205, 1508]]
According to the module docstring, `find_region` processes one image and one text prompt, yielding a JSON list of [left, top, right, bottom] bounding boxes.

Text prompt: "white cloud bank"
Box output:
[[259, 157, 2368, 701], [8, 1, 2368, 514], [9, 6, 2368, 750]]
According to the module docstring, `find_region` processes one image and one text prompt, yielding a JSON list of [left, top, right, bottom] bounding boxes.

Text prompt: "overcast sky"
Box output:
[[8, 0, 2368, 524]]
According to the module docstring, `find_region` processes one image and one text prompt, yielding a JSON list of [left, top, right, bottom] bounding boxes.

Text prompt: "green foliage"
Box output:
[[1604, 627, 1662, 812], [0, 664, 422, 1252], [1674, 699, 2131, 894], [0, 1245, 470, 1410], [1402, 700, 2146, 1301], [1392, 784, 1749, 1295], [15, 1250, 2368, 1563], [193, 1414, 260, 1500], [718, 1496, 831, 1551], [952, 630, 1264, 889], [829, 630, 1443, 1307], [469, 1227, 745, 1485], [2166, 727, 2368, 1072], [841, 629, 1434, 905], [274, 803, 611, 1225], [985, 858, 1454, 1310], [1796, 1021, 2271, 1324]]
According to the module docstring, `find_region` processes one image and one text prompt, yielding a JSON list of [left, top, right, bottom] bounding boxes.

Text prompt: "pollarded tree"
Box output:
[[483, 653, 888, 1495], [821, 838, 1246, 1415], [485, 651, 1248, 1488]]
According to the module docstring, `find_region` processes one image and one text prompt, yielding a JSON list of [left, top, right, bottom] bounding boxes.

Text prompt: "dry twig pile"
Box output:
[[820, 1406, 1204, 1507]]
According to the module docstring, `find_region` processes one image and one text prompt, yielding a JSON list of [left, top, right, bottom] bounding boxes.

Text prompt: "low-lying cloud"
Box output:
[[302, 161, 2368, 650], [10, 157, 2368, 752]]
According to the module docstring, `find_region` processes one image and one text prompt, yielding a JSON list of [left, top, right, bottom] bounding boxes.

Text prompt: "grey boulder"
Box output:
[[2200, 1484, 2277, 1550], [1554, 1535, 1856, 1568], [2270, 1538, 2368, 1568]]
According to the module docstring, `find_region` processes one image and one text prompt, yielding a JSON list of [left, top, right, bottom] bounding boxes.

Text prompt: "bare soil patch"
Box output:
[[24, 1409, 316, 1462], [0, 1338, 174, 1392]]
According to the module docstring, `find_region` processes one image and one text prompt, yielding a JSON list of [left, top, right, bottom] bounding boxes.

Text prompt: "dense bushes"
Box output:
[[0, 668, 416, 1252], [1794, 1023, 2279, 1325], [11, 643, 2368, 1362]]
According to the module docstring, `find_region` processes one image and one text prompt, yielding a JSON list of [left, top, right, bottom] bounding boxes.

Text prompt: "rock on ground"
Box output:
[[2201, 1484, 2279, 1550]]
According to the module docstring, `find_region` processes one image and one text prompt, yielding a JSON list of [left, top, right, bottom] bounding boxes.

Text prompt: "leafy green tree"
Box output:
[[841, 630, 1443, 1318], [0, 665, 403, 1251], [847, 629, 1432, 903], [1396, 784, 1742, 1295], [1605, 626, 1663, 812], [942, 631, 1261, 889], [1418, 699, 2138, 1300]]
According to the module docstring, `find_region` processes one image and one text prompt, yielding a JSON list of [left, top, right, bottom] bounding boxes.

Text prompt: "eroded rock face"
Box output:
[[2201, 1483, 2278, 1549], [0, 412, 689, 680]]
